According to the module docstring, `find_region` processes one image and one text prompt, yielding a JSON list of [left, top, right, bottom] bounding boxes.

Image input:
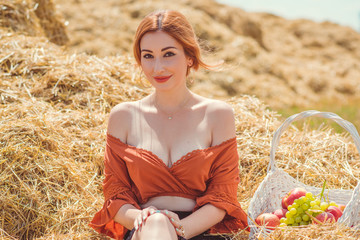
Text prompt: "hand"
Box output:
[[134, 206, 157, 231], [162, 210, 186, 238]]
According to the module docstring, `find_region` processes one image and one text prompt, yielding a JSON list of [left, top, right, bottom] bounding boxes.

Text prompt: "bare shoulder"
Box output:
[[107, 101, 136, 142], [197, 97, 236, 146], [204, 99, 234, 116]]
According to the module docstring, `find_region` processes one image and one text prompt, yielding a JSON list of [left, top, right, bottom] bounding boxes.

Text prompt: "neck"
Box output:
[[152, 88, 192, 119], [153, 88, 191, 110]]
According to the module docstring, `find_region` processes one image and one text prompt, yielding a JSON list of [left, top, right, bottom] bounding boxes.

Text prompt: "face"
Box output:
[[140, 31, 192, 90]]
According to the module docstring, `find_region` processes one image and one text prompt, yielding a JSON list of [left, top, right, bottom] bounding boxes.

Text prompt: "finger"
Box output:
[[163, 211, 181, 229], [175, 225, 186, 238], [143, 207, 157, 222], [136, 211, 146, 231], [134, 218, 139, 231]]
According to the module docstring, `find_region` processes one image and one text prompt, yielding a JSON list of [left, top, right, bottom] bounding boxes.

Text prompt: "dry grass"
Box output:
[[0, 0, 68, 45], [1, 0, 360, 239]]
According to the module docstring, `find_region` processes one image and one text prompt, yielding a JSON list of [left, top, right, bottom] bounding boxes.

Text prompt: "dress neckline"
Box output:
[[107, 133, 237, 170]]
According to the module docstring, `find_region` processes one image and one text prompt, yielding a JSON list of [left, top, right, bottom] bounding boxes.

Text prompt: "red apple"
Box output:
[[255, 213, 280, 229], [272, 208, 288, 220], [326, 206, 343, 221], [338, 204, 346, 212], [313, 212, 336, 224], [281, 187, 307, 209]]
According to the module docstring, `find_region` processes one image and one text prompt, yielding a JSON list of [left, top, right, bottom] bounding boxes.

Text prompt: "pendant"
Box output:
[[168, 116, 173, 120]]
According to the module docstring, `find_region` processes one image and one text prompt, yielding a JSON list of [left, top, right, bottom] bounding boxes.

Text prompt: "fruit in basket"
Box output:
[[338, 204, 346, 212], [281, 187, 307, 209], [313, 212, 336, 224], [277, 182, 345, 227], [273, 208, 288, 220], [326, 206, 343, 221], [320, 201, 329, 211], [255, 213, 280, 229]]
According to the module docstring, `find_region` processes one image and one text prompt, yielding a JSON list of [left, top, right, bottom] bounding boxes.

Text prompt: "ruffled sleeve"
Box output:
[[89, 141, 140, 240], [194, 139, 249, 233]]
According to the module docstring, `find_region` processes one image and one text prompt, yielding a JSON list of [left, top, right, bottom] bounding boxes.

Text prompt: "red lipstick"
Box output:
[[153, 75, 171, 83]]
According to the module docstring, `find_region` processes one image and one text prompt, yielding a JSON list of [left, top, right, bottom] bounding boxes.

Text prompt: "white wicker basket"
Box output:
[[247, 110, 360, 239]]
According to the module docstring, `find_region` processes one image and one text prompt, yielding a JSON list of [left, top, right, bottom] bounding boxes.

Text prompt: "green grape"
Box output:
[[306, 192, 313, 199], [296, 198, 304, 205], [297, 207, 304, 214], [315, 199, 321, 206], [292, 222, 299, 226], [292, 203, 299, 209], [304, 211, 312, 217], [302, 214, 310, 221], [279, 223, 287, 227], [300, 196, 307, 202], [288, 217, 295, 224], [311, 205, 321, 211], [320, 202, 329, 211], [290, 208, 297, 215], [310, 201, 317, 207], [280, 217, 286, 224], [295, 216, 302, 223], [285, 218, 291, 225], [329, 201, 338, 207], [300, 221, 308, 226], [286, 211, 293, 218], [302, 203, 310, 210]]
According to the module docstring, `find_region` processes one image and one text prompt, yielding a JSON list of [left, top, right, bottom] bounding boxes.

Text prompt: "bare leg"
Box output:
[[132, 213, 178, 240]]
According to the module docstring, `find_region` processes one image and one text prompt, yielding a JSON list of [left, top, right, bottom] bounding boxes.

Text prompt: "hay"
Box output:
[[0, 31, 360, 239], [33, 0, 69, 45], [0, 0, 68, 45], [1, 1, 360, 239], [264, 223, 360, 239], [0, 0, 43, 36], [0, 32, 149, 239]]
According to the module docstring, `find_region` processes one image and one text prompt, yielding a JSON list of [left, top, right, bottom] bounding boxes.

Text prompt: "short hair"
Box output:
[[133, 10, 212, 75]]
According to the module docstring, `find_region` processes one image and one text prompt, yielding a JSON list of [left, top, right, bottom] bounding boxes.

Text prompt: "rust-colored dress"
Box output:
[[89, 133, 248, 239]]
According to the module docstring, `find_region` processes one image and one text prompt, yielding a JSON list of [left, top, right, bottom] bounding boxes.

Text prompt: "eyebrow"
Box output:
[[141, 46, 177, 52]]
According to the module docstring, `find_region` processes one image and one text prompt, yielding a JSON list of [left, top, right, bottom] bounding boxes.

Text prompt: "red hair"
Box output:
[[133, 10, 212, 75]]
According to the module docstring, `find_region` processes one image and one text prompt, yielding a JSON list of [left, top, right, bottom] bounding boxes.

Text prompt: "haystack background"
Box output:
[[1, 0, 360, 239]]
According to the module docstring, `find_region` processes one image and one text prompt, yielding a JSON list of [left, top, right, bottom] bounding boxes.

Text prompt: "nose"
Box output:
[[153, 58, 164, 74]]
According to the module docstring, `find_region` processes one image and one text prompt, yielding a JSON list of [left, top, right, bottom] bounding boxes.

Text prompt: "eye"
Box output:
[[164, 52, 175, 57], [142, 54, 153, 59]]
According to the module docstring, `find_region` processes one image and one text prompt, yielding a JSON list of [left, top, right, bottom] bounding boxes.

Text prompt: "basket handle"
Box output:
[[268, 110, 360, 173]]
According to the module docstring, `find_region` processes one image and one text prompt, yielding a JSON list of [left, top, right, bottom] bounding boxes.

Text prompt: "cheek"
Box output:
[[165, 58, 187, 73], [141, 61, 152, 74]]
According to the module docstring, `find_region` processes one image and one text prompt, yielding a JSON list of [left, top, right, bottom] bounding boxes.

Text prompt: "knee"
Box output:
[[144, 213, 170, 227]]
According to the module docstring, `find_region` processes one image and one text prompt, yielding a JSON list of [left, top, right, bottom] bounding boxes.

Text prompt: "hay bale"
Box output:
[[0, 32, 148, 239], [0, 0, 69, 45], [0, 0, 43, 36], [33, 0, 69, 45], [265, 223, 360, 239]]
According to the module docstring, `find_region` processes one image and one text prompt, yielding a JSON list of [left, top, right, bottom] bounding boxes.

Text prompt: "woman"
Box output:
[[90, 10, 249, 240]]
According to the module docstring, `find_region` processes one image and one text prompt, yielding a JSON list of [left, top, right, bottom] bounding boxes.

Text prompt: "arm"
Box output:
[[90, 103, 141, 238], [107, 103, 138, 229], [180, 204, 226, 238], [114, 204, 141, 230]]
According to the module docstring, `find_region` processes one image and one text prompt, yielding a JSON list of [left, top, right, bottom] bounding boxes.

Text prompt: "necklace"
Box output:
[[153, 94, 191, 120]]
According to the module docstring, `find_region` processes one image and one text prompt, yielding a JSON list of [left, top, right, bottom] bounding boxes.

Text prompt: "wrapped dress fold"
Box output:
[[89, 133, 248, 239]]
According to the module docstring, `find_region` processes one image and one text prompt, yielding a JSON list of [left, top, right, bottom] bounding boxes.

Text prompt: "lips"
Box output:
[[153, 75, 172, 83]]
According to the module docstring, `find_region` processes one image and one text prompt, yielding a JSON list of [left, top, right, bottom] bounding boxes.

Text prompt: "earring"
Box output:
[[186, 69, 194, 85]]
